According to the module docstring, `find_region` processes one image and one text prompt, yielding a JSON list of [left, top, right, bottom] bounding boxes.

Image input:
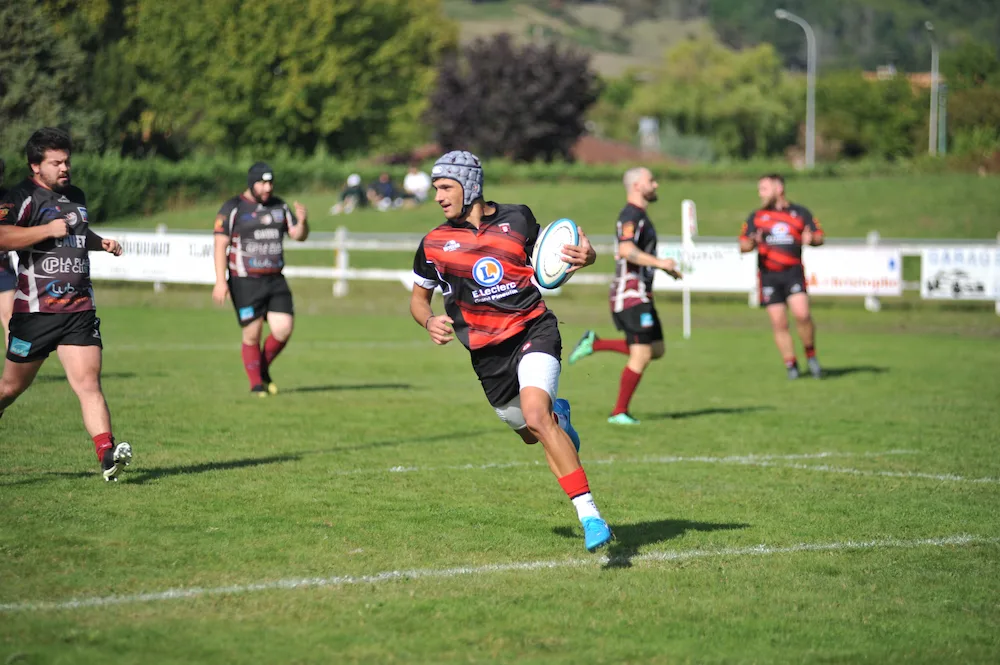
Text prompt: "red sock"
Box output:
[[557, 467, 590, 499], [262, 334, 287, 369], [785, 357, 798, 368], [242, 343, 263, 388], [593, 339, 629, 354], [805, 345, 816, 359], [93, 432, 113, 461], [612, 367, 642, 416]]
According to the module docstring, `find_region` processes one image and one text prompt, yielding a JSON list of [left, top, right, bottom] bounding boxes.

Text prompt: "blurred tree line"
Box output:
[[0, 0, 457, 159]]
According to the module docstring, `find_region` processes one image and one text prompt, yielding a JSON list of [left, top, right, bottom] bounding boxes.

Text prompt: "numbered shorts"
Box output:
[[758, 266, 807, 307], [612, 302, 663, 345], [470, 310, 562, 431], [7, 310, 102, 363], [229, 274, 294, 327]]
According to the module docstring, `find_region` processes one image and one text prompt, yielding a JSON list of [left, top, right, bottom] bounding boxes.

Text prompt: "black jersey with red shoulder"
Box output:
[[0, 178, 95, 314], [740, 203, 822, 273], [412, 203, 547, 351], [609, 203, 657, 313], [214, 194, 296, 277]]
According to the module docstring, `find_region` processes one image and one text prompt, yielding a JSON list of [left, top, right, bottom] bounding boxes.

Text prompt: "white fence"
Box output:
[[82, 225, 1000, 325]]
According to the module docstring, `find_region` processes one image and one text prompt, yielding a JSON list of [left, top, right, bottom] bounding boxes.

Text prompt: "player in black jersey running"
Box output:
[[213, 163, 309, 395]]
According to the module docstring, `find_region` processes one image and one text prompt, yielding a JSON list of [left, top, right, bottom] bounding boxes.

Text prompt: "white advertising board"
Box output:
[[920, 247, 1000, 300], [89, 232, 216, 285], [801, 247, 903, 296], [655, 243, 757, 293]]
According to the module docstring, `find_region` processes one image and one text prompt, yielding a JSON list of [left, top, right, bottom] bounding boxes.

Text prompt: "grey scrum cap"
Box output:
[[431, 150, 483, 206]]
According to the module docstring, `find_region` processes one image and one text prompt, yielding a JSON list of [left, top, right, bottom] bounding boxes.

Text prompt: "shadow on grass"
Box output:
[[34, 371, 148, 383], [554, 519, 750, 569], [820, 366, 889, 379], [127, 454, 301, 485], [644, 406, 774, 421], [1, 429, 493, 487], [282, 383, 412, 394]]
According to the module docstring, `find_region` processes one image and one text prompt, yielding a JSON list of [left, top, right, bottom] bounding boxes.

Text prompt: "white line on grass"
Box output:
[[336, 450, 919, 476], [763, 462, 1000, 485], [1, 534, 994, 614]]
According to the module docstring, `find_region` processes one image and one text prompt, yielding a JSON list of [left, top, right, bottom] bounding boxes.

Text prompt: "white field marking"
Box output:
[[107, 340, 426, 352], [1, 534, 995, 614], [333, 450, 918, 476], [764, 461, 1000, 485]]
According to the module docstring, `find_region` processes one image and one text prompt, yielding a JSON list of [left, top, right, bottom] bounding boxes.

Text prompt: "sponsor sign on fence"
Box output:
[[89, 232, 216, 284], [801, 247, 903, 296], [920, 247, 1000, 300]]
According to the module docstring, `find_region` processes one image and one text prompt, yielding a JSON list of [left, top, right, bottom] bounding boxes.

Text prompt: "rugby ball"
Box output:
[[532, 218, 580, 289]]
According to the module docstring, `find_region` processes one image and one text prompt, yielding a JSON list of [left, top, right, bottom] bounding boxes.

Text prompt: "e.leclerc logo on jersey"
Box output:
[[471, 256, 518, 303], [472, 257, 504, 287]]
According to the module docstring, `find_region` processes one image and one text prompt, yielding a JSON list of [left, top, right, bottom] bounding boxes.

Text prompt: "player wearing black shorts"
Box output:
[[409, 150, 613, 553], [212, 163, 309, 395], [739, 174, 825, 379], [0, 128, 132, 481], [568, 167, 681, 425], [0, 157, 15, 353]]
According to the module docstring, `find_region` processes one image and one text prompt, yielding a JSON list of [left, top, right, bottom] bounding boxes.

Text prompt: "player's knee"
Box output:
[[794, 312, 812, 326], [522, 404, 554, 435]]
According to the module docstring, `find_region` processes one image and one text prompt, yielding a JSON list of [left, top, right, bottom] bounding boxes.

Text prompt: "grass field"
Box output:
[[2, 280, 999, 663], [106, 174, 1000, 241]]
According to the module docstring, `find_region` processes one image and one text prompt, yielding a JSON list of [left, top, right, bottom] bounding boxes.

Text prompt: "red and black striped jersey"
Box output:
[[412, 203, 547, 351], [740, 203, 822, 273], [609, 203, 657, 313]]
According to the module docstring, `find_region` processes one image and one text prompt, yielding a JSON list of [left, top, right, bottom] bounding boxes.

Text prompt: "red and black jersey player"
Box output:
[[409, 150, 613, 553], [0, 128, 132, 481], [739, 174, 825, 379]]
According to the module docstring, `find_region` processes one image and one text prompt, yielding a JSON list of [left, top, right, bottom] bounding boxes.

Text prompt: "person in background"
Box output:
[[330, 174, 367, 215], [403, 163, 432, 204]]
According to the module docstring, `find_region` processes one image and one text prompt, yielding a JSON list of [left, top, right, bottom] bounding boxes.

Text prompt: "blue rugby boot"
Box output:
[[581, 516, 613, 552], [553, 398, 581, 452]]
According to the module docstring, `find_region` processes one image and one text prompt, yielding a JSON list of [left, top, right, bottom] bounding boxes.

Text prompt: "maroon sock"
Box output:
[[785, 357, 798, 369], [805, 345, 816, 359], [593, 339, 629, 354], [612, 368, 643, 416], [262, 335, 287, 369], [242, 344, 263, 388], [93, 432, 114, 461]]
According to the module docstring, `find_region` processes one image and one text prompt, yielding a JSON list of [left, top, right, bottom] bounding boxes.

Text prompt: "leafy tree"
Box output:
[[0, 1, 103, 156], [429, 34, 601, 162], [628, 36, 802, 159], [942, 39, 1000, 90], [814, 71, 924, 159], [124, 0, 456, 156]]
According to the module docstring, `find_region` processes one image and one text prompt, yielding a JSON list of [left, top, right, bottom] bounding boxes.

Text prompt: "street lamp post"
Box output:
[[776, 9, 816, 169], [926, 21, 939, 156]]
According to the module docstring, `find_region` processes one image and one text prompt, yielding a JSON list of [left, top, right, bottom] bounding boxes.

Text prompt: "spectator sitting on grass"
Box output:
[[367, 172, 402, 212], [330, 174, 367, 215]]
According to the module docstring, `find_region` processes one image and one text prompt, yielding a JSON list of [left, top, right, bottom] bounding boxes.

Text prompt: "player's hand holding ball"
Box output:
[[561, 227, 596, 274], [425, 314, 454, 345]]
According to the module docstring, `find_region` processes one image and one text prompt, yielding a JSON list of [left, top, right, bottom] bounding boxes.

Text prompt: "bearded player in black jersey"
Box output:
[[212, 163, 309, 395], [0, 128, 131, 481]]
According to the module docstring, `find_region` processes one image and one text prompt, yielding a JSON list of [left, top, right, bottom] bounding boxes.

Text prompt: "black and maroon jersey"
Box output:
[[214, 194, 297, 277], [0, 178, 95, 314], [740, 203, 822, 273], [609, 203, 657, 313], [411, 203, 547, 351]]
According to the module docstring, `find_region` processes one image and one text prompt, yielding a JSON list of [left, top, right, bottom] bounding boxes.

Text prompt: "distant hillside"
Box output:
[[445, 0, 1000, 76]]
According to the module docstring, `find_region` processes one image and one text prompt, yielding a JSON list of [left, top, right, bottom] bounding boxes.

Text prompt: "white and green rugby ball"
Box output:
[[531, 218, 579, 289]]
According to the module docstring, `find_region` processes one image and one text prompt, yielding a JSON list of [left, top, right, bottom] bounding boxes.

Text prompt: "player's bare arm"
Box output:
[[0, 218, 69, 250], [562, 227, 597, 273], [84, 229, 122, 255], [212, 232, 230, 305], [619, 240, 681, 279], [409, 284, 453, 345], [288, 201, 309, 241]]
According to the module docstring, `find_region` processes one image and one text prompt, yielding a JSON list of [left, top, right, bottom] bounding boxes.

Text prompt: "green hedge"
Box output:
[[0, 151, 958, 223]]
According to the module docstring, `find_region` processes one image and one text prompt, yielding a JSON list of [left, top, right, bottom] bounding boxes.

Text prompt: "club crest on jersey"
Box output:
[[498, 223, 510, 234], [472, 257, 504, 287], [64, 212, 79, 227]]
